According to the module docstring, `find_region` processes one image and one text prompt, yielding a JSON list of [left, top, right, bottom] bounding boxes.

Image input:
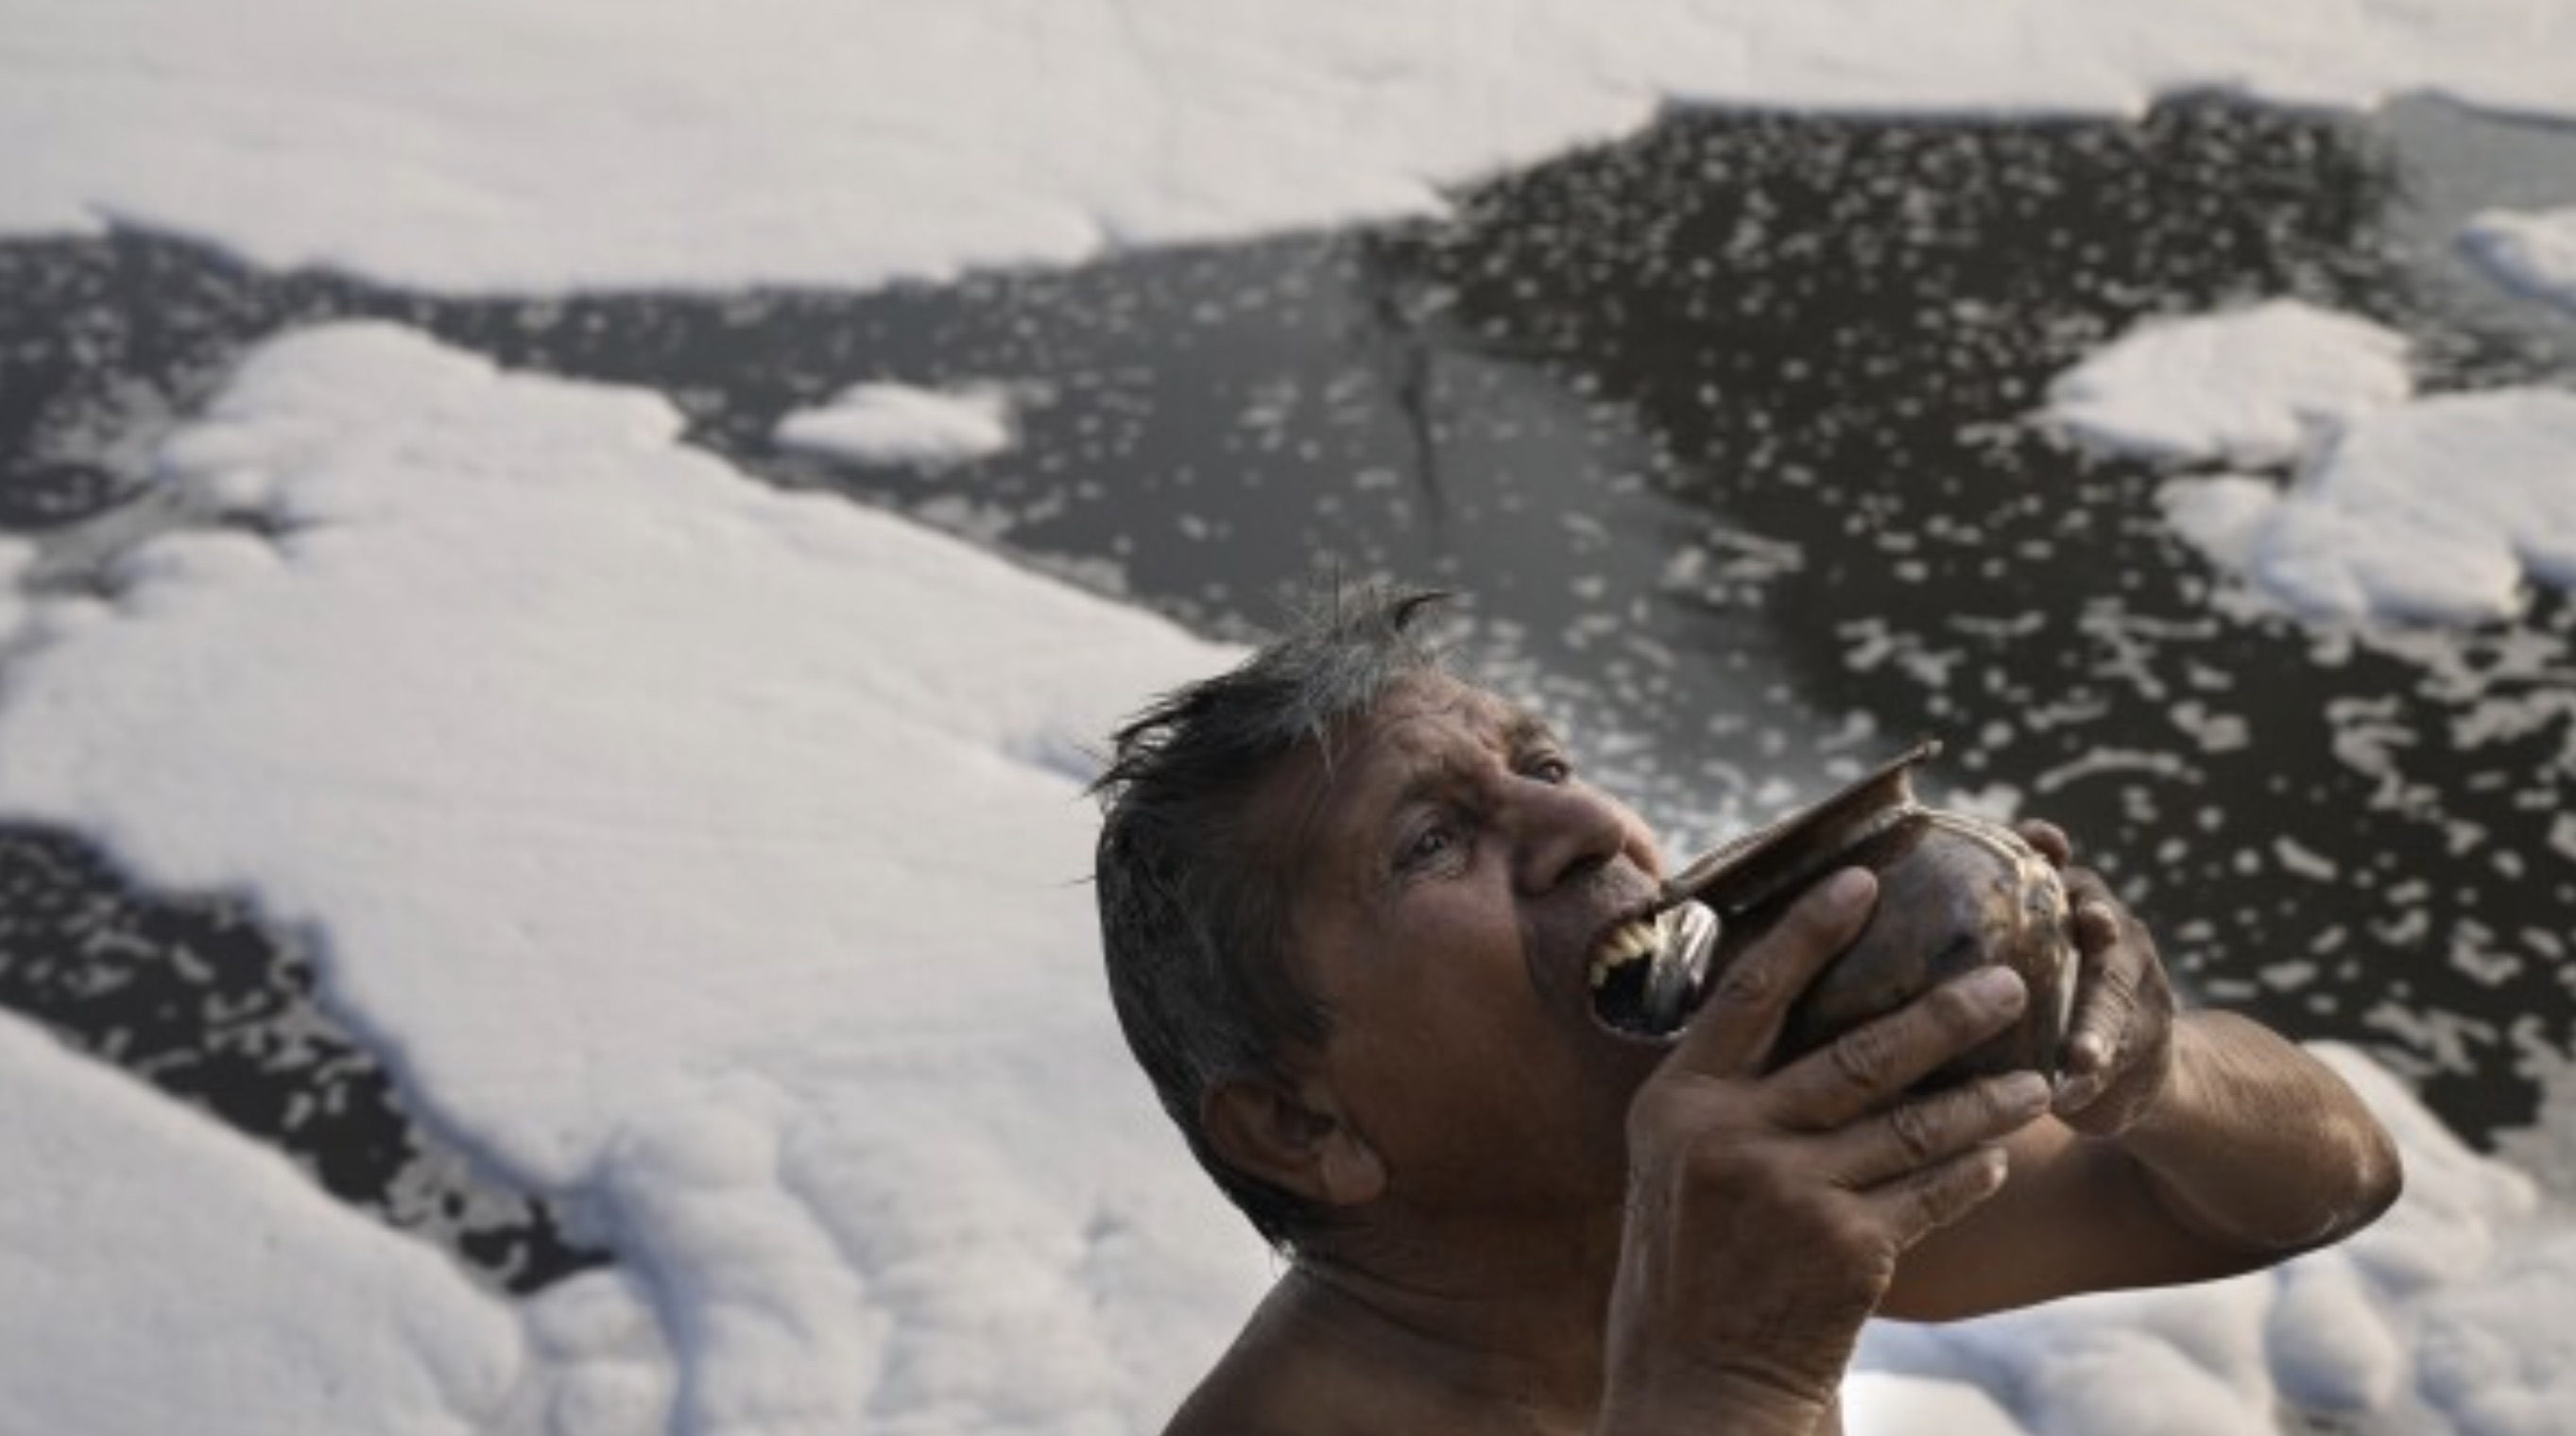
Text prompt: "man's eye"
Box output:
[[1528, 755, 1573, 785], [1400, 822, 1460, 871]]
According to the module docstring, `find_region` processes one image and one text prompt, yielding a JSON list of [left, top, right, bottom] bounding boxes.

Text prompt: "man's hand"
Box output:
[[1873, 821, 2403, 1324], [1597, 868, 2051, 1435], [2017, 820, 2175, 1137]]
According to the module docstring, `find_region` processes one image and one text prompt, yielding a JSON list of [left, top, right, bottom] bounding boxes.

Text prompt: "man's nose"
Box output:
[[1507, 779, 1633, 896]]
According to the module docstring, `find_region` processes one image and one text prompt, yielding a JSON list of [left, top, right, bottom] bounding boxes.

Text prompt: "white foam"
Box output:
[[1845, 1371, 2030, 1435], [1858, 1045, 2574, 1435], [2267, 1257, 2404, 1415], [2412, 1234, 2576, 1436], [775, 382, 1016, 468], [2055, 303, 2576, 626], [0, 536, 31, 644], [0, 323, 1267, 1434], [2462, 206, 2576, 312], [2155, 474, 2281, 573], [2494, 1038, 2576, 1203], [0, 1005, 567, 1435], [2045, 300, 2413, 469], [2253, 389, 2576, 624], [9, 0, 2576, 294]]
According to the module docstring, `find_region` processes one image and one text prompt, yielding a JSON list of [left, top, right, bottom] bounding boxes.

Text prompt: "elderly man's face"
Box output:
[[1268, 671, 1674, 1221]]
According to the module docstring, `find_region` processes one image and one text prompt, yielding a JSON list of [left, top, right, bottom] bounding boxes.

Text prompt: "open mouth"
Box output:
[[1586, 901, 1720, 1039]]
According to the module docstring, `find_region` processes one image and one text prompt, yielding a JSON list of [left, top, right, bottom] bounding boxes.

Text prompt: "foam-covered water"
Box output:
[[7, 4, 2576, 1433]]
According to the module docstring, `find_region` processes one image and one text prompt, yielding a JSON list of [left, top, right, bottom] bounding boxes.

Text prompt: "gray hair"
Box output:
[[1090, 584, 1452, 1246]]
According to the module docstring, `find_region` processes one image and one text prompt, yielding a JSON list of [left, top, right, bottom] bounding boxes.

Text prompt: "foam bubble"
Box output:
[[2461, 206, 2576, 313], [775, 382, 1016, 468]]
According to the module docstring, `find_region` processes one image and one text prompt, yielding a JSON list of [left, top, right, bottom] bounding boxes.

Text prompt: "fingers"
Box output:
[[1668, 866, 1878, 1078], [1766, 965, 2031, 1127], [2015, 817, 2071, 869], [2049, 865, 2180, 1132], [1835, 1076, 2044, 1257], [2055, 868, 2141, 1086], [1867, 1145, 2014, 1253], [1823, 1069, 2050, 1188]]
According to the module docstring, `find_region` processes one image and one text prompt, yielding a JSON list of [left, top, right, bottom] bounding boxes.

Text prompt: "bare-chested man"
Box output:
[[1091, 587, 2400, 1435]]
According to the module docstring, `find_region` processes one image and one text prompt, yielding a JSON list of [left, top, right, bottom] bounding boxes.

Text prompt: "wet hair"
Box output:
[[1090, 583, 1452, 1247]]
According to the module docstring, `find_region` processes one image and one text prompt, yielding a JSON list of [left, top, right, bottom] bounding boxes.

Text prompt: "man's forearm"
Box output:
[[2111, 1011, 2402, 1254]]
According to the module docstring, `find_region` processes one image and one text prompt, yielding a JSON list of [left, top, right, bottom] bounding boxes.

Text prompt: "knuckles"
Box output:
[[1827, 1020, 1901, 1093], [1883, 1100, 1942, 1164], [1882, 1079, 2024, 1168], [1904, 1160, 1991, 1232]]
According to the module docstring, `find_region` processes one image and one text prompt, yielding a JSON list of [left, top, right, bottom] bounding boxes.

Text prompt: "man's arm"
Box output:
[[1880, 847, 2403, 1321]]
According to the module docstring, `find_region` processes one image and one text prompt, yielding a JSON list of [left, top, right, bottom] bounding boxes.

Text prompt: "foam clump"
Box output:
[[775, 382, 1016, 468], [2258, 389, 2576, 624], [2462, 206, 2576, 312], [2046, 299, 2413, 468], [10, 0, 2576, 293], [0, 1006, 675, 1436], [1845, 1371, 2030, 1435], [2411, 1235, 2576, 1436], [2051, 302, 2576, 625], [2154, 390, 2576, 624]]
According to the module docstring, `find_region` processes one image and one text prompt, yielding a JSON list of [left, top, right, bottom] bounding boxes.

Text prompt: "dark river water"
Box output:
[[3, 92, 2573, 1293]]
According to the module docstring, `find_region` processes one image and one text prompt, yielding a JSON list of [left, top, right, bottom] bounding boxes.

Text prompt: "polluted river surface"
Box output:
[[3, 90, 2575, 1302]]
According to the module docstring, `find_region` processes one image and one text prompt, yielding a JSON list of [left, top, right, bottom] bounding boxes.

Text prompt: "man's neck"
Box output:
[[1281, 1206, 1628, 1429]]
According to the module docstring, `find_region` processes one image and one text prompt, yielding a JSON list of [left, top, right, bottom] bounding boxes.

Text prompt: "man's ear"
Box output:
[[1203, 1074, 1387, 1208]]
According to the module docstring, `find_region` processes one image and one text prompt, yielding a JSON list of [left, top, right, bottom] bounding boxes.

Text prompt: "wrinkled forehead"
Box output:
[[1250, 671, 1533, 866]]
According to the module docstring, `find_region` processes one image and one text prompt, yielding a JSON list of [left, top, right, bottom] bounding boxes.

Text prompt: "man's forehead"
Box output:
[[1336, 671, 1549, 762], [1365, 670, 1514, 725], [1260, 674, 1550, 833]]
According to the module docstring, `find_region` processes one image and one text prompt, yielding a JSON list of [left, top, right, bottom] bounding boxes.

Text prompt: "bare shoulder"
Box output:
[[1160, 1347, 1311, 1436], [1159, 1278, 1449, 1436], [1160, 1326, 1362, 1436]]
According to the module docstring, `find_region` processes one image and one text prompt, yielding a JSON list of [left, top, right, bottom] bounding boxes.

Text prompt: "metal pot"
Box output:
[[1657, 741, 2076, 1086]]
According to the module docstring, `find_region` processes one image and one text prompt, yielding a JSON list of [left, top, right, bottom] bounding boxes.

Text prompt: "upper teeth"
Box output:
[[1588, 918, 1662, 988]]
